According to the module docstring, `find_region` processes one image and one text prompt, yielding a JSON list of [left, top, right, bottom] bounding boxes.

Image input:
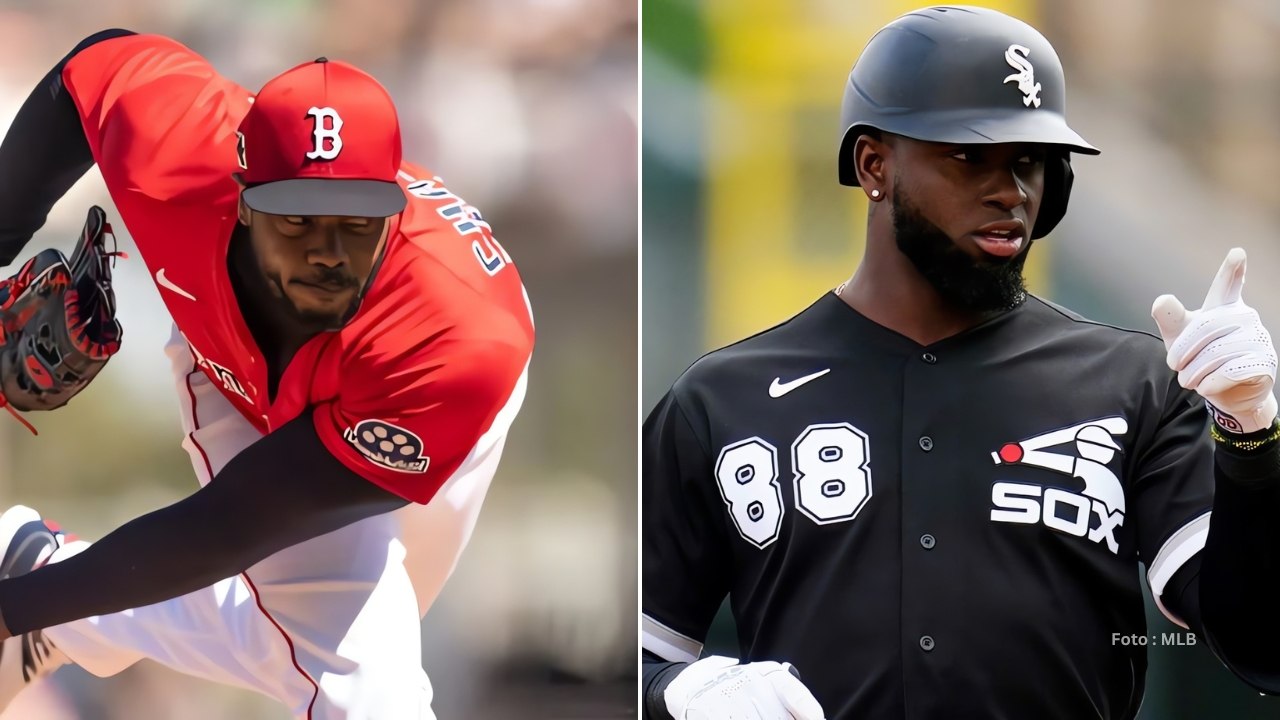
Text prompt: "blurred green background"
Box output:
[[643, 0, 1280, 717], [0, 0, 636, 718]]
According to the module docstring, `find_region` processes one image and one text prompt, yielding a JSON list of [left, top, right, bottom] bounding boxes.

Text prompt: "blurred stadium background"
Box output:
[[643, 0, 1280, 717], [0, 0, 636, 718]]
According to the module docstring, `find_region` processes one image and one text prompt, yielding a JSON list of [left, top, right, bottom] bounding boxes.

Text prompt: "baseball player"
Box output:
[[643, 7, 1280, 719], [0, 28, 533, 719]]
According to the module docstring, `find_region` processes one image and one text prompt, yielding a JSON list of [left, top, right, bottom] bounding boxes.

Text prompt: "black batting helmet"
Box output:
[[838, 5, 1099, 239]]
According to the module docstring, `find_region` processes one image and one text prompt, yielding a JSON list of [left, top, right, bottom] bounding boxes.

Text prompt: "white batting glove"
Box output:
[[665, 655, 826, 720], [1152, 248, 1279, 434]]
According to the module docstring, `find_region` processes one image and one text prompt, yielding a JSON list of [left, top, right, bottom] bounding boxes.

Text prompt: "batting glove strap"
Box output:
[[1204, 390, 1278, 437]]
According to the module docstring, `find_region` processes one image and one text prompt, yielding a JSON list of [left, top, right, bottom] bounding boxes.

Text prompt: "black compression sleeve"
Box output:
[[643, 649, 685, 720], [0, 28, 135, 266], [0, 412, 408, 635], [1161, 555, 1203, 633], [1196, 434, 1280, 693]]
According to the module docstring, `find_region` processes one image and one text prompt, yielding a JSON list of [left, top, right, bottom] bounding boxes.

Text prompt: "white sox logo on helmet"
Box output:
[[1003, 44, 1042, 108], [989, 417, 1127, 554], [344, 419, 430, 473]]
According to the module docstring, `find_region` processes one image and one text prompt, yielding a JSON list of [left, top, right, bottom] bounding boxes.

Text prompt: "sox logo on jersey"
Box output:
[[990, 417, 1128, 554]]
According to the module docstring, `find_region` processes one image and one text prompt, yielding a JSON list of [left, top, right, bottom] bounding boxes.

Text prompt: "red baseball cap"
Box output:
[[237, 57, 407, 217]]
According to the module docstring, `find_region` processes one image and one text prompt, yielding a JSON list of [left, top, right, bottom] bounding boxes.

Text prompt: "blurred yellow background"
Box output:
[[643, 0, 1280, 717], [0, 0, 637, 718]]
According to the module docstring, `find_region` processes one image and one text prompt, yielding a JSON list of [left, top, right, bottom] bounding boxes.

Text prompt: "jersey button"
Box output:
[[922, 352, 937, 364], [920, 533, 936, 549], [918, 436, 933, 452], [919, 635, 935, 652]]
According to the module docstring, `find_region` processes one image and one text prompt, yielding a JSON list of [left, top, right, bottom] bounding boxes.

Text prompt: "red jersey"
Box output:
[[60, 35, 535, 504]]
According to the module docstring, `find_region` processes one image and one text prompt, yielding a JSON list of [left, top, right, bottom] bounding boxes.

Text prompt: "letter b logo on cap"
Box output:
[[306, 106, 344, 160]]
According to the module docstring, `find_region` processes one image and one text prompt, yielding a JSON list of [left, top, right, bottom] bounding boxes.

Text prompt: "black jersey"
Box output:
[[642, 291, 1215, 720]]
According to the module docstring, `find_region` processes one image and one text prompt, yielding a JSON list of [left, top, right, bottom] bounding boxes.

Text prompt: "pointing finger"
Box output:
[[1203, 248, 1247, 309]]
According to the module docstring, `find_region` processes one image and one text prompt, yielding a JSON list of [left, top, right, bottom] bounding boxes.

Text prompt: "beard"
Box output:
[[281, 280, 362, 331], [891, 181, 1029, 313], [230, 223, 360, 336], [289, 301, 351, 330]]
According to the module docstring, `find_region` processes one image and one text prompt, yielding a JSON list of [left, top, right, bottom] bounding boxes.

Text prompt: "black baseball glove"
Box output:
[[0, 206, 123, 426]]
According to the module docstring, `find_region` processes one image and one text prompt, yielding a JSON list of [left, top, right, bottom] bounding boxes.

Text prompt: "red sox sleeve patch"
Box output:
[[342, 419, 430, 474], [312, 337, 532, 505]]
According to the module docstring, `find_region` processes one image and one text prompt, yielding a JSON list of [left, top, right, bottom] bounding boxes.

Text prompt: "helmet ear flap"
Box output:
[[1030, 153, 1074, 240], [838, 126, 883, 187], [838, 127, 861, 187]]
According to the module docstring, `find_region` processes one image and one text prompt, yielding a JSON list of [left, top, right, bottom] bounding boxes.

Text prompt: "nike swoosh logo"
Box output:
[[768, 368, 831, 398], [156, 268, 197, 301]]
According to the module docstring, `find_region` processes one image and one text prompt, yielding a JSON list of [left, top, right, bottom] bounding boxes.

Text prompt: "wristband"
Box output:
[[1211, 419, 1280, 452]]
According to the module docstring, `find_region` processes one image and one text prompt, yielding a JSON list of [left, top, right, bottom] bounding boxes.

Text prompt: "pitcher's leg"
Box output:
[[41, 539, 322, 711], [41, 514, 434, 719], [256, 530, 431, 720]]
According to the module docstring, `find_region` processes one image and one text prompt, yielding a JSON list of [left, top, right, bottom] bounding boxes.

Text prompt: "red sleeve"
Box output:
[[312, 165, 536, 504], [59, 33, 250, 203], [313, 333, 531, 505]]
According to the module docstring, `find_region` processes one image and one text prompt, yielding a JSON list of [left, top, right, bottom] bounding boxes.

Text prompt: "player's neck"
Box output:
[[839, 242, 998, 346]]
